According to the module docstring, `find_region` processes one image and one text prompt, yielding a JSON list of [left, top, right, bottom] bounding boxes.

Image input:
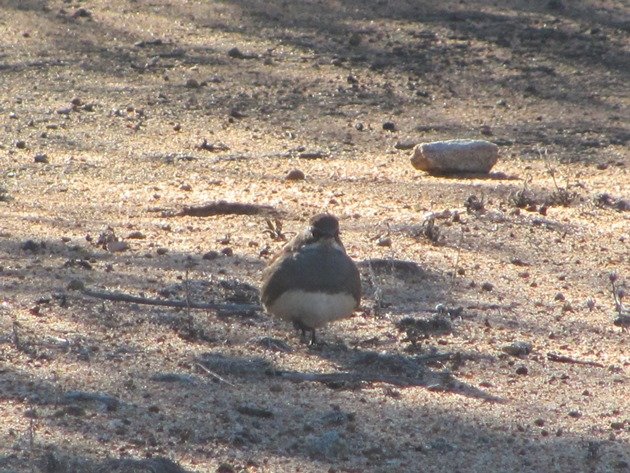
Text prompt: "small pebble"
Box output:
[[67, 279, 85, 291], [185, 78, 200, 88], [106, 241, 130, 252], [156, 247, 168, 255], [34, 154, 49, 163], [382, 122, 396, 132], [221, 247, 233, 257], [15, 140, 26, 149], [377, 236, 392, 247], [285, 169, 305, 181], [72, 8, 92, 18], [502, 341, 533, 357], [515, 365, 528, 375], [126, 231, 145, 239], [394, 140, 417, 150], [21, 240, 41, 252], [481, 282, 494, 291], [203, 251, 220, 260]]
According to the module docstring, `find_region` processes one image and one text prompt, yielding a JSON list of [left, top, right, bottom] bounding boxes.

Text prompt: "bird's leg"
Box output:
[[309, 328, 317, 345], [292, 320, 309, 342]]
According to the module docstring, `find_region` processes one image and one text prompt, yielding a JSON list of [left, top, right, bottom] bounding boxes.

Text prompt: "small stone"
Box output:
[[9, 112, 18, 119], [502, 341, 533, 357], [285, 169, 305, 181], [394, 140, 417, 150], [72, 7, 92, 18], [156, 247, 168, 255], [554, 292, 565, 301], [348, 33, 361, 46], [180, 183, 192, 191], [298, 151, 326, 160], [610, 421, 624, 430], [306, 430, 348, 459], [203, 251, 220, 260], [126, 231, 145, 239], [15, 140, 26, 149], [185, 78, 200, 88], [221, 247, 233, 257], [510, 257, 530, 266], [67, 279, 85, 291], [547, 0, 565, 10], [568, 410, 582, 419], [377, 236, 392, 247], [217, 463, 236, 473], [34, 154, 49, 163], [106, 241, 130, 252], [56, 107, 72, 115], [150, 373, 196, 385], [236, 404, 274, 419], [21, 240, 42, 252], [481, 282, 494, 291], [410, 139, 499, 175], [227, 47, 257, 59], [533, 418, 545, 427], [480, 125, 493, 136], [515, 365, 528, 375], [382, 121, 396, 132]]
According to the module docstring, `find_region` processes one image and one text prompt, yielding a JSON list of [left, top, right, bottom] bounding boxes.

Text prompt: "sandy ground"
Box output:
[[1, 1, 629, 472]]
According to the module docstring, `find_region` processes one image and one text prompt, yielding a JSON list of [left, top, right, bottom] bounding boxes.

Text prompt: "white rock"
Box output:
[[411, 139, 499, 174]]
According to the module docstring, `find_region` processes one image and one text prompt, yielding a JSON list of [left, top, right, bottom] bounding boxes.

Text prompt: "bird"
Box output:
[[261, 213, 361, 344]]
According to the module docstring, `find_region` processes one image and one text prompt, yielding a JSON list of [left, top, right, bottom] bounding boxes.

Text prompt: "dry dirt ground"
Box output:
[[1, 1, 629, 472]]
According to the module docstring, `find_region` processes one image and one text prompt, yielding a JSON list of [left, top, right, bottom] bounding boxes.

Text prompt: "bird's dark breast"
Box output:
[[261, 245, 361, 307]]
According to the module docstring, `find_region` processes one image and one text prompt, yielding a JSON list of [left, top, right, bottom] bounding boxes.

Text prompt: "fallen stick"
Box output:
[[274, 371, 428, 388], [80, 288, 259, 314], [175, 200, 280, 217], [195, 362, 236, 387], [546, 352, 604, 368]]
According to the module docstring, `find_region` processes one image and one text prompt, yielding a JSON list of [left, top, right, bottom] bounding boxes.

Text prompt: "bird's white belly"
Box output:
[[267, 290, 356, 328]]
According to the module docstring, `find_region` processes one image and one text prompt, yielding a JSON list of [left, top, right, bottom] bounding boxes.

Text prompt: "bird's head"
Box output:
[[309, 213, 340, 240]]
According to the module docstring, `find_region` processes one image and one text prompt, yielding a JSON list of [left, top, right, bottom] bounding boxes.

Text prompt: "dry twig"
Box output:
[[546, 353, 604, 367], [80, 287, 259, 314]]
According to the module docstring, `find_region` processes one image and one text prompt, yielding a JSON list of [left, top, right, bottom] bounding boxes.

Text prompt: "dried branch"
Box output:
[[546, 353, 604, 367], [80, 288, 259, 314]]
